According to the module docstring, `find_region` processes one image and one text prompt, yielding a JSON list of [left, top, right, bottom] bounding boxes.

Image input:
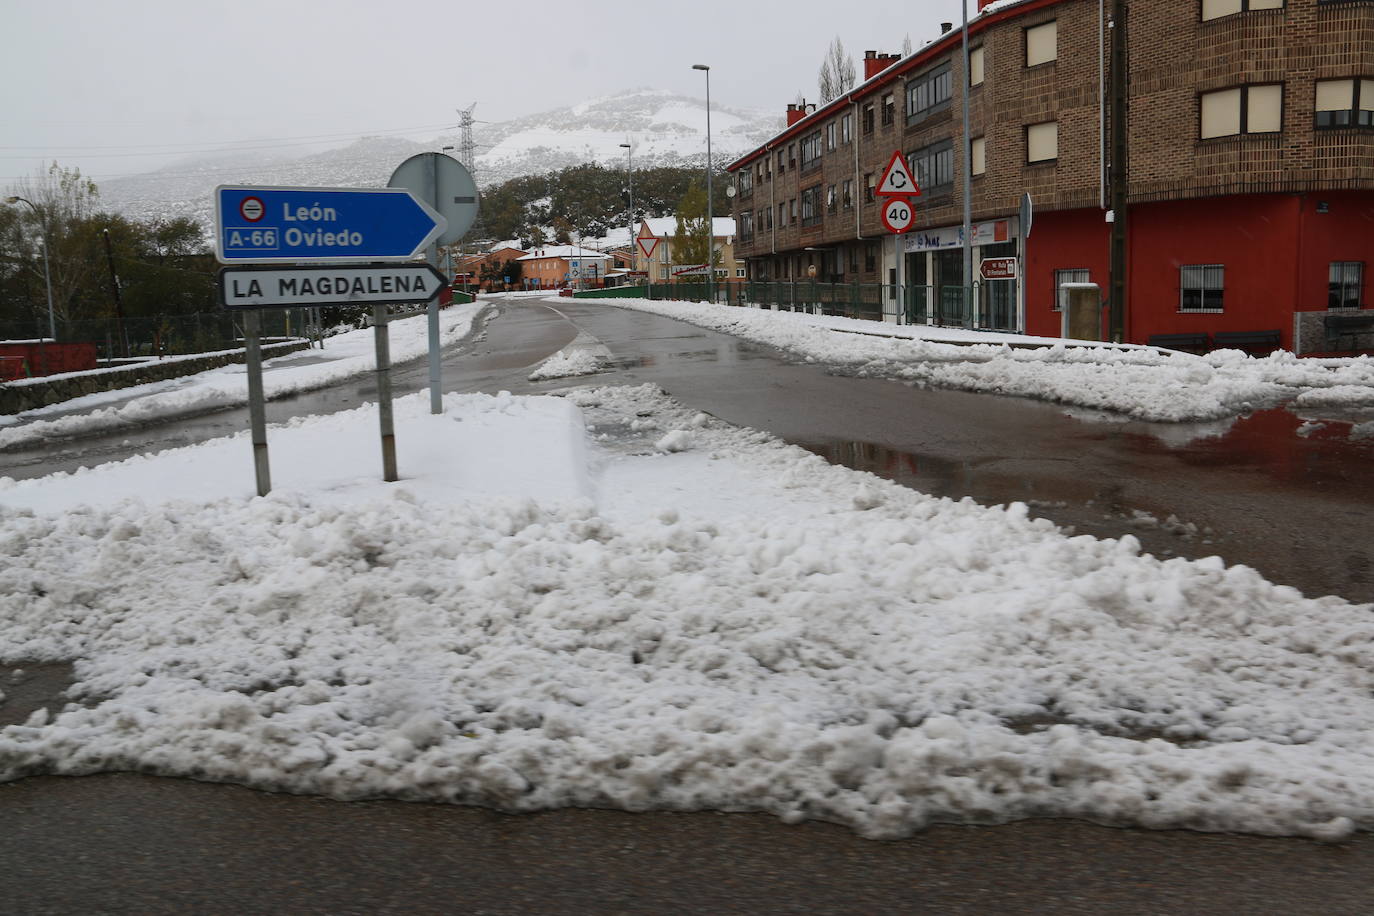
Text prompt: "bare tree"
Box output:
[[5, 162, 101, 330], [818, 37, 856, 104]]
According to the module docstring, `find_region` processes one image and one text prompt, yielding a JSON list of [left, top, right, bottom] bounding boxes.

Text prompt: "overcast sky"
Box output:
[[3, 0, 971, 186]]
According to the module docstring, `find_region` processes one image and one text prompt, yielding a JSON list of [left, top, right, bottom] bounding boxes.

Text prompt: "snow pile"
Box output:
[[576, 297, 1374, 422], [0, 303, 484, 449], [528, 349, 604, 382], [2, 384, 1373, 841]]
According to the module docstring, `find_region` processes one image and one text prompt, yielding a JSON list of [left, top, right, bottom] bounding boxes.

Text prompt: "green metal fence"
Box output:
[[564, 279, 1002, 331]]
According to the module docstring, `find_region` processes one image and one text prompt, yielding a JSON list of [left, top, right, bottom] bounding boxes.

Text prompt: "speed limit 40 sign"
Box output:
[[881, 197, 916, 234]]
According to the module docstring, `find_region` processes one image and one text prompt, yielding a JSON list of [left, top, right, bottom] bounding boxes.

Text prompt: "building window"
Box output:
[[1202, 0, 1282, 21], [801, 186, 823, 227], [862, 103, 875, 134], [842, 179, 854, 210], [865, 172, 875, 202], [1180, 264, 1225, 312], [882, 93, 895, 126], [1027, 121, 1058, 162], [739, 210, 754, 242], [777, 150, 786, 173], [970, 45, 985, 86], [660, 266, 670, 280], [778, 202, 786, 227], [1201, 84, 1283, 138], [907, 140, 955, 194], [800, 131, 823, 172], [826, 121, 837, 150], [841, 112, 853, 143], [788, 144, 797, 169], [736, 266, 746, 278], [865, 242, 878, 271], [1330, 262, 1364, 309], [1054, 268, 1090, 311], [826, 184, 837, 213], [789, 198, 797, 223], [1315, 79, 1374, 129], [971, 136, 987, 175], [737, 169, 753, 195], [906, 64, 952, 126], [1026, 21, 1057, 67]]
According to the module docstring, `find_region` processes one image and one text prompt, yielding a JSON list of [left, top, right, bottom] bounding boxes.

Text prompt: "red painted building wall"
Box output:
[[1023, 192, 1374, 350], [1024, 209, 1111, 340]]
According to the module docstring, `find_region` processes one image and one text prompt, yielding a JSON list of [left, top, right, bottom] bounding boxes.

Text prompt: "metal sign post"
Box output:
[[242, 310, 271, 496], [372, 304, 398, 482], [388, 153, 480, 416]]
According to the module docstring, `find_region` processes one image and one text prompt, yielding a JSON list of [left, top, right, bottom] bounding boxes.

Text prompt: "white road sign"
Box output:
[[219, 264, 447, 309]]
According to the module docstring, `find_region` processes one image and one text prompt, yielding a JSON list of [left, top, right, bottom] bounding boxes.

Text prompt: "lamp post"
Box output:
[[692, 63, 713, 305], [5, 196, 56, 341], [620, 141, 634, 283]]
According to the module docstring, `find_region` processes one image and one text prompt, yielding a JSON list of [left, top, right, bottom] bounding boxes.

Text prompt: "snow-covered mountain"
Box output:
[[98, 90, 782, 228]]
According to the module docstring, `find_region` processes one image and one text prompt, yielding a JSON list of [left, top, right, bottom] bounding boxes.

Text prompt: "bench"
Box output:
[[1211, 329, 1282, 353], [1324, 312, 1374, 351], [1146, 333, 1210, 353]]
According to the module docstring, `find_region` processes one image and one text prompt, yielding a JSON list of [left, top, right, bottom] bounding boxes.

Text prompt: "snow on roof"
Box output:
[[638, 216, 736, 239], [488, 239, 526, 253], [516, 245, 611, 261]]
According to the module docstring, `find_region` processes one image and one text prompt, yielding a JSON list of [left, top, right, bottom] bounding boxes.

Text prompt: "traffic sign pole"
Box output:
[[242, 310, 271, 497], [426, 153, 442, 415], [372, 305, 398, 483]]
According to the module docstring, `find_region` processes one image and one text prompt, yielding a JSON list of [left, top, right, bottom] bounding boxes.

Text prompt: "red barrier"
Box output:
[[0, 342, 98, 379]]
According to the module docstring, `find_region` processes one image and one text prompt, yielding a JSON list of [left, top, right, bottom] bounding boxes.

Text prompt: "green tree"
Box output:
[[671, 182, 714, 268]]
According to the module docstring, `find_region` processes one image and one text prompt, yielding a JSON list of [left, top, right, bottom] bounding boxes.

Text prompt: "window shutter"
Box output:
[[1316, 80, 1353, 112], [1247, 85, 1282, 133], [1027, 122, 1058, 162], [1201, 88, 1242, 138], [1026, 22, 1057, 67], [1202, 0, 1243, 19]]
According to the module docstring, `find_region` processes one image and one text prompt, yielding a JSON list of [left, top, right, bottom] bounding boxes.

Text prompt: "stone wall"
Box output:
[[0, 339, 310, 415]]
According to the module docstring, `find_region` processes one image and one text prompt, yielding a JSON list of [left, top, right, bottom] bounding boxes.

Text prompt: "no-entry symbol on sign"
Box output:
[[239, 196, 264, 222], [881, 197, 916, 234]]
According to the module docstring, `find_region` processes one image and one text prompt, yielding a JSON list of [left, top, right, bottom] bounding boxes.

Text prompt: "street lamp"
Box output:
[[692, 63, 714, 305], [5, 196, 56, 341], [620, 141, 634, 284]]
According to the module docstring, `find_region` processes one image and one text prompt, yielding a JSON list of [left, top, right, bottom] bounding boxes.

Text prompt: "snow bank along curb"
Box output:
[[1, 384, 1370, 841], [574, 297, 1374, 423], [0, 340, 311, 416], [0, 304, 485, 449]]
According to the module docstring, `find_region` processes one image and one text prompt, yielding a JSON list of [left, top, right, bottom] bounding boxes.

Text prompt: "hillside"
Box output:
[[97, 90, 780, 230]]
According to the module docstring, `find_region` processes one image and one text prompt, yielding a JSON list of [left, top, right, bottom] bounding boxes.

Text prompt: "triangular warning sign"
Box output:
[[635, 222, 660, 259], [875, 150, 921, 197]]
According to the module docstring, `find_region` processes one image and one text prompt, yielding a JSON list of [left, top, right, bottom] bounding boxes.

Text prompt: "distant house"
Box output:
[[453, 243, 528, 289], [516, 245, 612, 289], [631, 217, 740, 283]]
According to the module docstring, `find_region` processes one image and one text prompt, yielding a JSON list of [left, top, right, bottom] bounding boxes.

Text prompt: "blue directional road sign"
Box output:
[[214, 185, 447, 264]]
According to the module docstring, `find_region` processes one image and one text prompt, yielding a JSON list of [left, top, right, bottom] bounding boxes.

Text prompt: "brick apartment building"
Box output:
[[726, 0, 1374, 353]]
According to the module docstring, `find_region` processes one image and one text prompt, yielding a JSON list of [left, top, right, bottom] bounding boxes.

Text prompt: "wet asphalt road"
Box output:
[[4, 297, 1374, 913]]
